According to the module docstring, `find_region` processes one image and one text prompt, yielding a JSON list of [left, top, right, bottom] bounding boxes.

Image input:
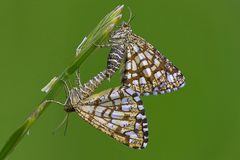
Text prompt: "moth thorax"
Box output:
[[69, 88, 81, 105], [79, 92, 88, 100]]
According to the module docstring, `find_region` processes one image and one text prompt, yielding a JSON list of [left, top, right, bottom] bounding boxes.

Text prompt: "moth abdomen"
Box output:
[[106, 46, 125, 77], [78, 70, 107, 99]]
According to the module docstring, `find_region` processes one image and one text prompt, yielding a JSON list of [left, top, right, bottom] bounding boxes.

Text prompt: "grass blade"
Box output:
[[0, 5, 124, 160]]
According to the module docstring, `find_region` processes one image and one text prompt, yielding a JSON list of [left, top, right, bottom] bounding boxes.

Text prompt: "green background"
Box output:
[[0, 0, 239, 160]]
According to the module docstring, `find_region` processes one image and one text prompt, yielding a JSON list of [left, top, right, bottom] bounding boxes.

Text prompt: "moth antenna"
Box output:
[[64, 113, 69, 136], [52, 113, 69, 135], [127, 6, 134, 24]]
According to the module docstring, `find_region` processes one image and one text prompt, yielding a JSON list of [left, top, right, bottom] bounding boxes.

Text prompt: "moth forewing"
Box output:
[[72, 86, 148, 149]]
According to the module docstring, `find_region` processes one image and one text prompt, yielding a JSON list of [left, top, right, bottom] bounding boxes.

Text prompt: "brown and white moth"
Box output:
[[53, 70, 149, 149], [97, 21, 185, 96]]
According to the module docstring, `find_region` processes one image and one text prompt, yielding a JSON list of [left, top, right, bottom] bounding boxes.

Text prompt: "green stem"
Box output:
[[0, 5, 124, 160]]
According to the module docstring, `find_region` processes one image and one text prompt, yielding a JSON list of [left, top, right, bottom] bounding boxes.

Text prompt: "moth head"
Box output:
[[111, 22, 132, 39], [110, 7, 134, 39], [64, 88, 80, 112], [121, 22, 132, 31]]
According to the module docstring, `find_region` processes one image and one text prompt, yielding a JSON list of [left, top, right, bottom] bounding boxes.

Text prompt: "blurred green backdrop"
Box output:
[[0, 0, 239, 160]]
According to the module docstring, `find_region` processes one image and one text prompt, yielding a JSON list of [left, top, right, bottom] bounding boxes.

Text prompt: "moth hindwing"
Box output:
[[102, 22, 185, 96]]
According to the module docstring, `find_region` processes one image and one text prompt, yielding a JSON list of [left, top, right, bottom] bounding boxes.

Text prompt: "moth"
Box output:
[[49, 70, 149, 149], [97, 20, 185, 96]]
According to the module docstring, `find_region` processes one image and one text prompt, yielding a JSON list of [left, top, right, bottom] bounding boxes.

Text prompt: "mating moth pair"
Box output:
[[54, 17, 185, 149]]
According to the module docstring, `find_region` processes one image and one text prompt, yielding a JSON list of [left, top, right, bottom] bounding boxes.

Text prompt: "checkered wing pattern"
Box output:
[[74, 86, 148, 149], [122, 34, 185, 95]]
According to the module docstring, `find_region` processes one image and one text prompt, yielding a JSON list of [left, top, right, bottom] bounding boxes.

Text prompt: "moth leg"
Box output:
[[76, 68, 82, 88], [45, 99, 66, 106], [94, 43, 120, 48], [60, 79, 71, 99], [45, 79, 71, 106]]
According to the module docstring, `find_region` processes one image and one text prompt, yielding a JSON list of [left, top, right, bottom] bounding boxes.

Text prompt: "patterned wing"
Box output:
[[74, 86, 148, 149], [122, 34, 186, 95]]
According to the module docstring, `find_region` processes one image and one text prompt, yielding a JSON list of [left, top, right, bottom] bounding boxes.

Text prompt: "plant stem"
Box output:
[[0, 5, 123, 160]]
